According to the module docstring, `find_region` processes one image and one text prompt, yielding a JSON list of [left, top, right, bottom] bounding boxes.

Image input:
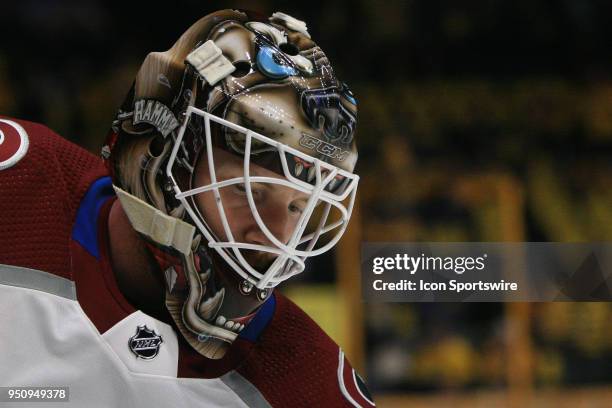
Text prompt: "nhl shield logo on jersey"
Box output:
[[129, 325, 163, 360], [0, 119, 29, 170]]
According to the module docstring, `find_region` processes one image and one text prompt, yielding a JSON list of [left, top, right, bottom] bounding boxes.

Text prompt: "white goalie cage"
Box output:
[[166, 106, 359, 289]]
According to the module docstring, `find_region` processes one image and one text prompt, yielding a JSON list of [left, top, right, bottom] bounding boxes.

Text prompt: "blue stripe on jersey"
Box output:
[[72, 176, 114, 259], [239, 293, 276, 342]]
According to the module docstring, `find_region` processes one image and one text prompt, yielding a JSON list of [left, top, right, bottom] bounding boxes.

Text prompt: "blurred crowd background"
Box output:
[[1, 1, 611, 406]]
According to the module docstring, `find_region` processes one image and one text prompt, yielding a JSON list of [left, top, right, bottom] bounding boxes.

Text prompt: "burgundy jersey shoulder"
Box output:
[[0, 117, 107, 279], [238, 293, 376, 407]]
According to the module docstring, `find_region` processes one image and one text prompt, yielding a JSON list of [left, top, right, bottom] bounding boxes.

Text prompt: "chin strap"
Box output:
[[113, 185, 195, 256], [114, 185, 237, 356]]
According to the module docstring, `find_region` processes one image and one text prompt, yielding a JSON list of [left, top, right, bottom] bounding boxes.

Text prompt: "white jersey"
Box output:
[[0, 264, 267, 407]]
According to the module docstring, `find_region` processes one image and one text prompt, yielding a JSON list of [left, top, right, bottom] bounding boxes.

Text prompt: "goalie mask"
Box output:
[[103, 9, 358, 358]]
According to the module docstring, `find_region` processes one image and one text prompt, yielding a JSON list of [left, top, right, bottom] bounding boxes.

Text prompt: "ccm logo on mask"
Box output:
[[299, 133, 349, 161]]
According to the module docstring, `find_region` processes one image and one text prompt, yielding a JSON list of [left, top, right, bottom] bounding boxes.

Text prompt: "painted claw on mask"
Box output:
[[199, 287, 225, 320]]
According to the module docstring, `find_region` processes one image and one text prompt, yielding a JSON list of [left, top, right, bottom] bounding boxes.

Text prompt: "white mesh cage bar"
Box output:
[[166, 106, 358, 289]]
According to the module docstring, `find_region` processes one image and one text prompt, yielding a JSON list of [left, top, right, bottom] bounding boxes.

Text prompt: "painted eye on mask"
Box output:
[[256, 46, 298, 79]]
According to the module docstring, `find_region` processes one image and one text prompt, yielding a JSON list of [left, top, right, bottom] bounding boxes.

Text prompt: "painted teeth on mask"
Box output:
[[307, 166, 317, 182], [214, 316, 245, 333], [295, 162, 304, 176], [191, 234, 202, 251], [198, 287, 225, 320], [170, 204, 185, 219], [199, 268, 211, 284]]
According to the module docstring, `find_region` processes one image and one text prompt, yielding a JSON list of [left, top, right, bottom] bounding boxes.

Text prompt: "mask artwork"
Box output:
[[104, 10, 359, 359]]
